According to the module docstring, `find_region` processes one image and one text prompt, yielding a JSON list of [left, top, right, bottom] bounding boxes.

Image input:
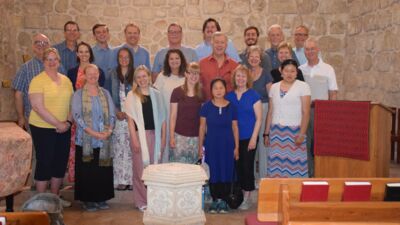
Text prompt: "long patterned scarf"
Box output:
[[81, 85, 112, 167]]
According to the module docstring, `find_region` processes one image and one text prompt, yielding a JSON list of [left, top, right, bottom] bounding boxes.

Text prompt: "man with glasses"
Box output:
[[293, 25, 310, 66], [53, 21, 81, 71], [12, 33, 66, 191], [151, 23, 198, 80]]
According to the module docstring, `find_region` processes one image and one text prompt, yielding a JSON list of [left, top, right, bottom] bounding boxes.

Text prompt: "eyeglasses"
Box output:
[[295, 33, 308, 37], [187, 71, 200, 76], [45, 57, 59, 62], [34, 41, 49, 47], [168, 30, 182, 35]]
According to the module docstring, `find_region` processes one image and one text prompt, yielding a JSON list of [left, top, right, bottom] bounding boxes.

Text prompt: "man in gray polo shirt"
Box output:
[[151, 23, 198, 80]]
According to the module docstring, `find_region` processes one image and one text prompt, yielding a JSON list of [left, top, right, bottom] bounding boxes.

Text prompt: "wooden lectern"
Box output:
[[315, 103, 393, 177]]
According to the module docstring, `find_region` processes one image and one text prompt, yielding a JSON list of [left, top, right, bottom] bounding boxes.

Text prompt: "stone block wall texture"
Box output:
[[0, 0, 399, 120]]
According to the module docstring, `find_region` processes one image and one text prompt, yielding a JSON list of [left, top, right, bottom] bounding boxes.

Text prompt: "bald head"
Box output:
[[267, 24, 284, 48], [32, 33, 50, 60], [304, 37, 320, 65]]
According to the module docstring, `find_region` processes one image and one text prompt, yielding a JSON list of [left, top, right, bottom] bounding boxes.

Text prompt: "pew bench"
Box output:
[[245, 178, 400, 225]]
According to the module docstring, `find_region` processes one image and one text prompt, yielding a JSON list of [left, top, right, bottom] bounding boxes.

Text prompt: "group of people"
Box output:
[[11, 18, 338, 214]]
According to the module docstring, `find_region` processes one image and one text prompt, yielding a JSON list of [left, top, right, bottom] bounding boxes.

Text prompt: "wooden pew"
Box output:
[[247, 178, 400, 225], [279, 184, 400, 225]]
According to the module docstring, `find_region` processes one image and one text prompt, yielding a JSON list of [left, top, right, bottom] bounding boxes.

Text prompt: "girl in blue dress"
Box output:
[[198, 78, 239, 214]]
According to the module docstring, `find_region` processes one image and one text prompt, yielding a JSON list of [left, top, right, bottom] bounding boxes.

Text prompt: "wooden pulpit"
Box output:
[[314, 102, 393, 177]]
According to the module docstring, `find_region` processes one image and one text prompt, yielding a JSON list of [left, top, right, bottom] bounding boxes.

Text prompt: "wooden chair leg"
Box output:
[[5, 194, 14, 212], [391, 107, 396, 161], [397, 109, 400, 163]]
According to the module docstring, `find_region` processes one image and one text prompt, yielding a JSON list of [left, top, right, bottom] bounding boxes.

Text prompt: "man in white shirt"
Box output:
[[299, 37, 338, 177], [299, 38, 338, 101]]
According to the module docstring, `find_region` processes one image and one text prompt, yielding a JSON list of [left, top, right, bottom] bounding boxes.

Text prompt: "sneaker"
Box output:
[[96, 201, 110, 210], [60, 197, 72, 208], [238, 199, 252, 210], [218, 200, 229, 214], [208, 200, 218, 214], [82, 202, 97, 212], [138, 205, 147, 212]]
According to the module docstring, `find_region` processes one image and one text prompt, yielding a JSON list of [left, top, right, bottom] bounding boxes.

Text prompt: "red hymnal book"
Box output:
[[342, 181, 372, 201], [300, 181, 329, 202]]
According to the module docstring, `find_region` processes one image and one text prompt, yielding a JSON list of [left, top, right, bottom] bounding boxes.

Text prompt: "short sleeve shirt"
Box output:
[[252, 69, 273, 103], [28, 72, 74, 128], [170, 87, 203, 137], [269, 80, 311, 126], [226, 89, 260, 139], [299, 59, 338, 100]]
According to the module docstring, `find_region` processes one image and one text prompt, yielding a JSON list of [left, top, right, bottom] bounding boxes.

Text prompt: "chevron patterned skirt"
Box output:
[[266, 124, 308, 178]]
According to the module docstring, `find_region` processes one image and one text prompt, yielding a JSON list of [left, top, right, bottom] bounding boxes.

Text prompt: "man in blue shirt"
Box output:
[[53, 21, 80, 72], [92, 24, 113, 76], [293, 25, 309, 66], [265, 24, 299, 69], [12, 33, 66, 191], [13, 33, 66, 129], [152, 23, 198, 80], [195, 18, 241, 62]]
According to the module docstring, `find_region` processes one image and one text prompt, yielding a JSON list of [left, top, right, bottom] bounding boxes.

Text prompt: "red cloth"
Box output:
[[314, 100, 370, 160], [245, 213, 278, 225]]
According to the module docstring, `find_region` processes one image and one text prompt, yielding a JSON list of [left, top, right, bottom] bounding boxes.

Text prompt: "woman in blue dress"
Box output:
[[198, 78, 239, 214]]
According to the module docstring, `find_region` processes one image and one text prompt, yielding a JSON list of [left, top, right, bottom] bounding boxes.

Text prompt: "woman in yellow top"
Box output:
[[29, 48, 74, 199]]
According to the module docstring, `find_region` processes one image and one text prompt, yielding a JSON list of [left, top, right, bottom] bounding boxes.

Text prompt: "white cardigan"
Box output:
[[125, 87, 166, 166], [269, 80, 311, 126]]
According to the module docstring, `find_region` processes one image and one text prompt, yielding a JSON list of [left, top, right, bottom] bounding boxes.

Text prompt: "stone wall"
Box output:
[[344, 0, 400, 107], [0, 0, 399, 120]]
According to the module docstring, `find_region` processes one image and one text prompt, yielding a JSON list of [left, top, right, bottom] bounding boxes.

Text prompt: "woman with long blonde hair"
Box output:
[[125, 65, 166, 212]]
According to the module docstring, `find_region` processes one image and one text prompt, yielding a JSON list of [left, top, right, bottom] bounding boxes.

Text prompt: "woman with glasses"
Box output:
[[169, 62, 203, 163], [28, 47, 73, 201]]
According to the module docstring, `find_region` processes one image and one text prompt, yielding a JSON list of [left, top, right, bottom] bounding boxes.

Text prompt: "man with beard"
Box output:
[[239, 26, 272, 74]]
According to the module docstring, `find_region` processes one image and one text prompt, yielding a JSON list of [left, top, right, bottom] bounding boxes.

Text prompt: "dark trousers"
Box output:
[[74, 146, 114, 202], [306, 109, 315, 177], [236, 139, 257, 191], [209, 182, 230, 201]]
